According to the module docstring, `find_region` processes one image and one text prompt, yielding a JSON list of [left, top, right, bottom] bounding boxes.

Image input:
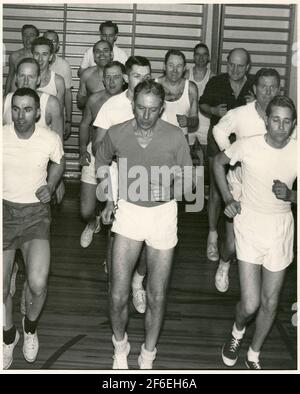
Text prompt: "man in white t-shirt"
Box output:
[[212, 68, 281, 293], [214, 95, 297, 370], [78, 20, 128, 77], [93, 56, 151, 314], [3, 88, 64, 369]]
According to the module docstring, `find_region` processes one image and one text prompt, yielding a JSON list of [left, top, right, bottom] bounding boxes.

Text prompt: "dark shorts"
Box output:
[[207, 124, 220, 158], [3, 200, 51, 251]]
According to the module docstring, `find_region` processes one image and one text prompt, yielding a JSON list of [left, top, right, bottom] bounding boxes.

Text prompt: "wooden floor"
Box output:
[[9, 181, 297, 371]]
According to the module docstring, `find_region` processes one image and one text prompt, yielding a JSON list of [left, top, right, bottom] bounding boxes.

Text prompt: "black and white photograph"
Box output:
[[1, 1, 298, 374]]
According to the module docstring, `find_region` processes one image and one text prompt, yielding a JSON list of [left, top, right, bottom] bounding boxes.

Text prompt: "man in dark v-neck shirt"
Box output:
[[95, 79, 193, 370], [199, 48, 254, 263]]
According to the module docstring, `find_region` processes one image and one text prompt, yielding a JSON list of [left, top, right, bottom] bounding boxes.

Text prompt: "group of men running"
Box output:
[[2, 20, 297, 371]]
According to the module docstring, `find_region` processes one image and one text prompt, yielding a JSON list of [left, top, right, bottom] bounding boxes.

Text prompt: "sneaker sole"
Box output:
[[221, 344, 238, 367]]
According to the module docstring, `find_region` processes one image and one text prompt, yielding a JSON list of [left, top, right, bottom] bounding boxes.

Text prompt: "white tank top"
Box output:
[[38, 70, 58, 97], [3, 92, 49, 129], [159, 79, 190, 135], [188, 67, 211, 97]]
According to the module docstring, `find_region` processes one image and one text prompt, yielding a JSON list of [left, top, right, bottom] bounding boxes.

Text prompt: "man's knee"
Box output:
[[80, 204, 95, 221], [260, 295, 279, 315], [240, 297, 260, 317], [147, 290, 166, 309], [110, 290, 129, 309], [27, 275, 48, 297]]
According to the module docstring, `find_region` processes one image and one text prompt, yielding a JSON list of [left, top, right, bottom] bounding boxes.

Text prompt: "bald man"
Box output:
[[199, 48, 255, 263]]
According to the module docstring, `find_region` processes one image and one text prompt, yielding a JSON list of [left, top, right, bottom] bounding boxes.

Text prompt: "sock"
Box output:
[[3, 325, 17, 345], [208, 230, 218, 242], [112, 332, 128, 352], [247, 346, 260, 362], [132, 271, 145, 289], [232, 322, 245, 340], [141, 343, 157, 358], [24, 316, 38, 334], [219, 259, 230, 270]]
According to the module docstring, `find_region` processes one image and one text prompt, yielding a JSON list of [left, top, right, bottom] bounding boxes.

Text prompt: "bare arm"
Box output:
[[64, 88, 73, 140], [5, 53, 17, 95], [199, 103, 228, 118], [55, 74, 65, 110], [213, 151, 241, 218], [79, 99, 93, 166], [36, 156, 65, 203], [92, 127, 108, 156], [77, 72, 88, 110], [47, 95, 64, 141]]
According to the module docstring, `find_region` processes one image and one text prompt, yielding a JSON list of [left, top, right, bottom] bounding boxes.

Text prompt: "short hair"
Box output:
[[103, 61, 125, 76], [16, 57, 40, 76], [227, 48, 251, 65], [12, 87, 40, 109], [194, 43, 209, 55], [134, 79, 165, 107], [266, 95, 297, 121], [21, 24, 39, 37], [31, 37, 54, 54], [164, 49, 186, 66], [43, 30, 59, 42], [99, 21, 118, 35], [254, 68, 281, 87], [93, 39, 113, 53], [125, 56, 151, 75]]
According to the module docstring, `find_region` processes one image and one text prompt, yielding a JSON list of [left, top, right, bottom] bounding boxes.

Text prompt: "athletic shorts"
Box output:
[[234, 205, 294, 272], [3, 199, 51, 250], [112, 199, 178, 250], [81, 142, 97, 185]]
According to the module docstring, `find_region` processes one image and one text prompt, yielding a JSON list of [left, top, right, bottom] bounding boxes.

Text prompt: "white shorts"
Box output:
[[112, 199, 178, 250], [227, 165, 242, 201], [81, 142, 97, 185], [234, 205, 294, 272]]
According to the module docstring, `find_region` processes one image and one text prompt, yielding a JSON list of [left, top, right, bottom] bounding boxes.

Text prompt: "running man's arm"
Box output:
[[5, 53, 17, 95], [47, 95, 64, 141], [213, 109, 237, 151], [213, 151, 241, 218], [79, 98, 93, 166], [272, 180, 297, 204], [77, 71, 89, 110], [55, 74, 66, 110]]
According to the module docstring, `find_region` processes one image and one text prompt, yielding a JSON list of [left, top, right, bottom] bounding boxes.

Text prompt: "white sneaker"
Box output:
[[138, 344, 157, 370], [22, 317, 39, 363], [112, 334, 130, 369], [132, 288, 146, 314], [3, 330, 20, 369], [80, 217, 101, 248], [20, 282, 26, 315], [215, 261, 230, 292], [9, 262, 19, 297]]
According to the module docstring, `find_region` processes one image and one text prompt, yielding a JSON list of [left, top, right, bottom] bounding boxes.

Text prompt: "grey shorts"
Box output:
[[3, 199, 51, 251]]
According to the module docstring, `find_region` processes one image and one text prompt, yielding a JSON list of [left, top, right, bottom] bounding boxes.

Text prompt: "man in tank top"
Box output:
[[156, 49, 199, 137]]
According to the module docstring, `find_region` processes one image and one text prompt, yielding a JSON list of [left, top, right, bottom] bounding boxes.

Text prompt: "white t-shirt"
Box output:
[[80, 44, 128, 69], [93, 90, 133, 129], [3, 124, 64, 203], [213, 101, 266, 151], [225, 135, 297, 214], [213, 101, 297, 151]]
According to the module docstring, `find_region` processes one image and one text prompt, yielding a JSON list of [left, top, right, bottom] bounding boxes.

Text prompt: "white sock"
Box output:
[[232, 322, 245, 340], [247, 346, 260, 362], [132, 271, 145, 289], [208, 230, 218, 242], [112, 332, 128, 351]]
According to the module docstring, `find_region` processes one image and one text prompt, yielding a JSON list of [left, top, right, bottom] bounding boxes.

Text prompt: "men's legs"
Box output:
[[110, 234, 143, 369], [207, 156, 222, 261], [20, 239, 50, 363], [215, 219, 236, 292], [245, 267, 286, 368], [132, 245, 147, 314], [144, 246, 174, 351], [222, 260, 261, 367], [80, 182, 100, 248], [3, 249, 20, 369]]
